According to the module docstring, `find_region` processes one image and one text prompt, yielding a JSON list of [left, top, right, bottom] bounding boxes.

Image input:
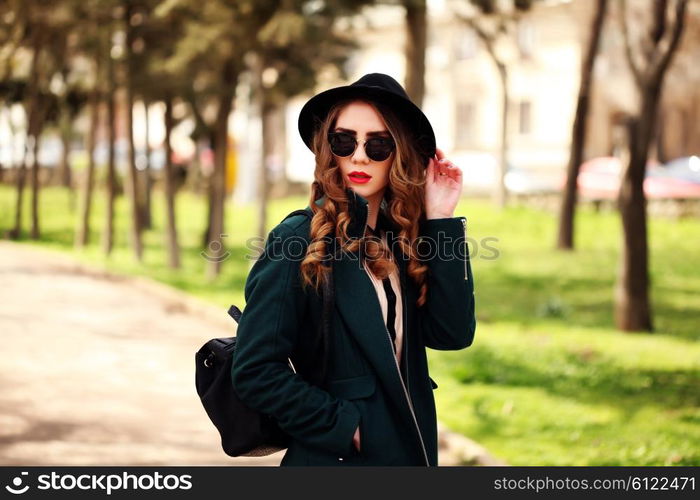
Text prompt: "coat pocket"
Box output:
[[315, 374, 376, 465], [326, 373, 376, 400]]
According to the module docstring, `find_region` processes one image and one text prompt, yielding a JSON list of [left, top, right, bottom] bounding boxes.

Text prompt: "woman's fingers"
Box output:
[[427, 156, 438, 183], [437, 160, 462, 182], [430, 148, 446, 182], [429, 148, 462, 183]]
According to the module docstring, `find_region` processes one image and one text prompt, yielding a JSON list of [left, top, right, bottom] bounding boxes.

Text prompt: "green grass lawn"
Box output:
[[1, 183, 699, 466]]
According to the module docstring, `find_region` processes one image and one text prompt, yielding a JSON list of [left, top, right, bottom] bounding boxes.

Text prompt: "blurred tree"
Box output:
[[162, 94, 180, 268], [74, 1, 108, 249], [140, 2, 189, 268], [74, 52, 101, 249], [156, 0, 367, 277], [402, 0, 427, 106], [372, 0, 427, 115], [2, 0, 70, 240], [654, 6, 700, 161], [249, 0, 366, 247], [102, 5, 122, 257], [123, 1, 145, 260], [454, 0, 537, 209], [6, 2, 41, 240], [50, 11, 89, 193], [129, 1, 167, 232], [557, 0, 608, 251], [0, 1, 26, 239], [615, 0, 688, 332], [155, 0, 259, 277]]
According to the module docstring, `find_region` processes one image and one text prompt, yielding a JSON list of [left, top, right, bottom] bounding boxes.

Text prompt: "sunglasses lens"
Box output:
[[328, 133, 356, 157], [366, 137, 395, 161]]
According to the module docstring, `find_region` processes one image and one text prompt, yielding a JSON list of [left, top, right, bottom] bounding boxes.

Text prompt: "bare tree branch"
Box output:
[[456, 13, 505, 70], [620, 0, 644, 87], [647, 0, 688, 83], [650, 0, 668, 45]]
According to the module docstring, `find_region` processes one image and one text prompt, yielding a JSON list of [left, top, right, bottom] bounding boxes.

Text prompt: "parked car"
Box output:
[[648, 156, 700, 185], [576, 156, 700, 200], [575, 157, 621, 200]]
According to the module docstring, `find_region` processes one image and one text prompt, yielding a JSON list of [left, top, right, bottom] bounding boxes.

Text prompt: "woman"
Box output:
[[231, 73, 476, 466]]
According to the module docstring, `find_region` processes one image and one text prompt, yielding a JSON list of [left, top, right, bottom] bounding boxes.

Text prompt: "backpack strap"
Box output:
[[228, 305, 242, 322]]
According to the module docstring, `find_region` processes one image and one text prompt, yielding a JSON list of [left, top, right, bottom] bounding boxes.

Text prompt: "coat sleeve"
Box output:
[[417, 216, 476, 350], [231, 223, 360, 457]]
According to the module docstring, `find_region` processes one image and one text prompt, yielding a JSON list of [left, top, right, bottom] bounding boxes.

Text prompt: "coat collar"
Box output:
[[310, 187, 398, 240]]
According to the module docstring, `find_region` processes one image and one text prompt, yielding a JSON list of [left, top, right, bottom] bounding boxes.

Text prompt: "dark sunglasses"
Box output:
[[328, 131, 396, 162]]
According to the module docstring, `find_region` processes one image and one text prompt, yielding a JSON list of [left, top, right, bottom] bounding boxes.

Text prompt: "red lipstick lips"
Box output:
[[349, 171, 372, 184]]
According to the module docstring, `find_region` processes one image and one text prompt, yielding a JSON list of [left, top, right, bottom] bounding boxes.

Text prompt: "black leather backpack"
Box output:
[[195, 208, 333, 457]]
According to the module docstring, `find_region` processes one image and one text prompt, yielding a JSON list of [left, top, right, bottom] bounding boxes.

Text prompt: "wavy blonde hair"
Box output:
[[299, 98, 430, 308]]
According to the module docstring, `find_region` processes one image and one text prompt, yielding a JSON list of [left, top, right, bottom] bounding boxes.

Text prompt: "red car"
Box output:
[[574, 157, 700, 200]]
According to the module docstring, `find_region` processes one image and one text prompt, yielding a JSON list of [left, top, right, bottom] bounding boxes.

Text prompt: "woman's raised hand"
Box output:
[[424, 148, 463, 219]]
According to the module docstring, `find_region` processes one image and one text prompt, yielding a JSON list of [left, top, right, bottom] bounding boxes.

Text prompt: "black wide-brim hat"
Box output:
[[298, 73, 436, 167]]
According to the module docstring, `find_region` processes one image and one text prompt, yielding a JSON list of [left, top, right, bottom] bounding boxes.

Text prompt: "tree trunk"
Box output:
[[258, 95, 274, 243], [202, 130, 217, 249], [206, 61, 238, 279], [403, 0, 427, 107], [75, 81, 100, 248], [29, 113, 43, 240], [9, 29, 42, 240], [163, 96, 180, 269], [59, 118, 72, 189], [688, 93, 699, 157], [557, 0, 608, 250], [615, 106, 655, 331], [103, 62, 117, 256], [186, 139, 203, 192], [615, 0, 688, 332], [124, 5, 143, 260], [8, 144, 27, 240], [26, 30, 44, 240], [142, 100, 152, 230], [495, 64, 508, 208]]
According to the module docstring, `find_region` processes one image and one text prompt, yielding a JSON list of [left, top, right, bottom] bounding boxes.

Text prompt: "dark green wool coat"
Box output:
[[231, 188, 476, 466]]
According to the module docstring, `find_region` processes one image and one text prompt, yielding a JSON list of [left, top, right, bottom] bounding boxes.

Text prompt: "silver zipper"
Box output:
[[360, 194, 430, 465], [382, 319, 430, 466], [461, 217, 468, 281], [396, 266, 430, 466]]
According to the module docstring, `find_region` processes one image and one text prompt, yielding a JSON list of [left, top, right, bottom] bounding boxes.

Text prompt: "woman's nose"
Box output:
[[351, 139, 370, 164]]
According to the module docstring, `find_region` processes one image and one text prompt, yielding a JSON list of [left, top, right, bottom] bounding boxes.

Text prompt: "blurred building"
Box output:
[[265, 0, 700, 199]]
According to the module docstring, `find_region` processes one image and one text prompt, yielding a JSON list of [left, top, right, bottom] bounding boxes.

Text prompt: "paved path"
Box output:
[[0, 242, 504, 466]]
